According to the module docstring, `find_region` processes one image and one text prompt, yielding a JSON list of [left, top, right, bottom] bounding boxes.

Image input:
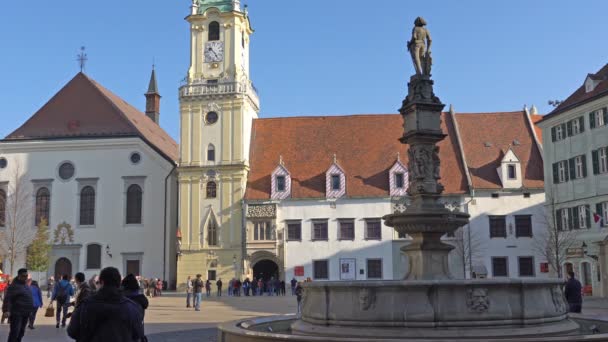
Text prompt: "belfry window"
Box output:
[[207, 182, 217, 198], [207, 145, 215, 162], [209, 21, 220, 41]]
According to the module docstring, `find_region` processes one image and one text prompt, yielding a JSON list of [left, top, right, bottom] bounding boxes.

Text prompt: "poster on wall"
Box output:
[[294, 266, 304, 277], [339, 258, 356, 280]]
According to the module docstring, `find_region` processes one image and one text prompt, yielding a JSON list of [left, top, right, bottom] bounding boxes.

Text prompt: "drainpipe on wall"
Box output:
[[162, 164, 177, 288]]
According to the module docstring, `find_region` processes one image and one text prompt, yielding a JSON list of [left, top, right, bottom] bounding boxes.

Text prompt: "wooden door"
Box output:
[[126, 260, 140, 276], [55, 258, 72, 279]]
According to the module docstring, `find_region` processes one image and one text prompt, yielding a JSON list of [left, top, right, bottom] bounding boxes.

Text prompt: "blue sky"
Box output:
[[0, 1, 606, 141]]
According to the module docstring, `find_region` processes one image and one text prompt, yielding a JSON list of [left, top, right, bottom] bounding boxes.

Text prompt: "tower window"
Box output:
[[206, 181, 217, 198], [207, 145, 215, 162], [205, 112, 218, 125], [209, 21, 220, 41]]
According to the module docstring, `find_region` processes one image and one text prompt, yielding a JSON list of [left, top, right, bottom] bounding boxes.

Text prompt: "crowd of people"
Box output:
[[1, 267, 148, 342]]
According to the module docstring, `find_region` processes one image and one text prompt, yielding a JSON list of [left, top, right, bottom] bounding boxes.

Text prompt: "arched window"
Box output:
[[207, 144, 216, 162], [126, 184, 143, 224], [208, 219, 218, 246], [86, 244, 101, 269], [79, 186, 96, 225], [209, 21, 220, 41], [35, 187, 50, 226], [206, 182, 217, 198], [0, 189, 6, 227]]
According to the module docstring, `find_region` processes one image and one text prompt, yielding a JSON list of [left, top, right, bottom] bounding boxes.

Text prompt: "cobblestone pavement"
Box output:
[[0, 293, 296, 342]]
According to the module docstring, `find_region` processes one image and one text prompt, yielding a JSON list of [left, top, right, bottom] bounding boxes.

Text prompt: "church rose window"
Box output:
[[130, 152, 141, 164], [79, 186, 96, 226], [126, 184, 143, 224], [35, 187, 51, 226], [58, 162, 75, 180]]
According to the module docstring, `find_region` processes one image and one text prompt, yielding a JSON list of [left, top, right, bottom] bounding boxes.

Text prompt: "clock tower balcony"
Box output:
[[179, 80, 259, 106]]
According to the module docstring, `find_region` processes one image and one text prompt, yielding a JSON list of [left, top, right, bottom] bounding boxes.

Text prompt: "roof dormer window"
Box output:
[[271, 157, 291, 200], [507, 164, 516, 180], [395, 173, 405, 188], [325, 156, 346, 199], [276, 175, 286, 192], [389, 157, 408, 197], [331, 175, 341, 190]]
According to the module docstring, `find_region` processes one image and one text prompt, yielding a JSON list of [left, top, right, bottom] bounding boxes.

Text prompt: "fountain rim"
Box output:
[[301, 278, 566, 288]]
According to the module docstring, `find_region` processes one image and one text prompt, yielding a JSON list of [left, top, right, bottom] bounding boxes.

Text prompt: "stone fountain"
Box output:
[[218, 17, 608, 342]]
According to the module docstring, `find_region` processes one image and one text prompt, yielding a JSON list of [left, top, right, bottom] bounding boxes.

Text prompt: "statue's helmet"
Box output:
[[414, 17, 427, 27]]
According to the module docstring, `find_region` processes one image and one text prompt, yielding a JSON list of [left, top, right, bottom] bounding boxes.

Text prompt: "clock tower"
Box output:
[[176, 0, 259, 287]]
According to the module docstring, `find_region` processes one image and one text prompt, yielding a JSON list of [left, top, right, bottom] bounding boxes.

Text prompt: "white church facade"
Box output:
[[0, 72, 178, 285]]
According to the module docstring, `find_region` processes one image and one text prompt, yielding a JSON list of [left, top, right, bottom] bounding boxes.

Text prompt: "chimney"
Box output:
[[145, 66, 161, 124]]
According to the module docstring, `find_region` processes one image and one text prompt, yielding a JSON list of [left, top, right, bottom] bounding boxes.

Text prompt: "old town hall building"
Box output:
[[175, 1, 550, 287]]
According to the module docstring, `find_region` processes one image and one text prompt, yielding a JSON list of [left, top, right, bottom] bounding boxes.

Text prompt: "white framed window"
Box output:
[[561, 208, 569, 231], [555, 125, 564, 140], [558, 161, 567, 183], [253, 221, 273, 241], [572, 119, 581, 135], [595, 110, 605, 127], [600, 148, 608, 174], [575, 156, 584, 179], [603, 202, 608, 225], [578, 205, 587, 229]]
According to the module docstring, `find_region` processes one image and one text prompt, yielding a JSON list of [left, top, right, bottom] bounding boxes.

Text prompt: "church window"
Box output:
[[0, 189, 6, 227], [209, 21, 220, 41], [79, 186, 96, 226], [130, 152, 141, 164], [35, 187, 50, 226], [86, 244, 101, 269], [206, 182, 217, 198], [126, 184, 143, 224], [0, 158, 7, 169], [207, 145, 216, 162], [58, 162, 75, 180], [208, 219, 218, 246], [205, 111, 218, 125]]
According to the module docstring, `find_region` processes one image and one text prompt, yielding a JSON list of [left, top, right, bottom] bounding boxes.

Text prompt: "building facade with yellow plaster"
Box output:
[[176, 0, 259, 288]]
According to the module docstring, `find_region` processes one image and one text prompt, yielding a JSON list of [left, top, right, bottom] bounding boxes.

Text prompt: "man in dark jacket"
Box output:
[[52, 274, 75, 328], [67, 267, 143, 342], [564, 271, 583, 313], [72, 272, 93, 309], [216, 278, 223, 297], [192, 274, 203, 311], [2, 268, 34, 342]]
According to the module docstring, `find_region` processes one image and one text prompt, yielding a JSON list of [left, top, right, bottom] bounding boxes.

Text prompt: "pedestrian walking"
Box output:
[[88, 274, 98, 292], [257, 279, 263, 296], [156, 279, 163, 297], [216, 278, 223, 297], [228, 278, 234, 296], [46, 276, 55, 299], [27, 280, 43, 330], [564, 271, 583, 313], [205, 280, 211, 297], [295, 282, 303, 318], [280, 280, 286, 296], [122, 273, 149, 341], [291, 278, 297, 295], [243, 278, 250, 296], [2, 268, 34, 342], [73, 272, 93, 309], [186, 276, 193, 308], [51, 274, 74, 328], [67, 267, 144, 342], [192, 274, 204, 311]]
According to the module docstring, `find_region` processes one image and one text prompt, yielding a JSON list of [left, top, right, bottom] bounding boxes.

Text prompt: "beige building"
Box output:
[[176, 0, 259, 287]]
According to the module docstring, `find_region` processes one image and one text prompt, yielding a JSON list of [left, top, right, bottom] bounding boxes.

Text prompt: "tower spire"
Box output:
[[145, 65, 161, 124]]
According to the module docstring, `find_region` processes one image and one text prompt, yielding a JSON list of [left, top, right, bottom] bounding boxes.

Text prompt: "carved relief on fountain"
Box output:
[[466, 287, 490, 313]]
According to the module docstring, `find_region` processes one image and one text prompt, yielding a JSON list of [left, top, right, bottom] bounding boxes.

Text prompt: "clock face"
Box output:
[[205, 41, 224, 63]]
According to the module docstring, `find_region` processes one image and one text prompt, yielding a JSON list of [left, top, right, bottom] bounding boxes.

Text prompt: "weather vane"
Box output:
[[77, 46, 88, 72]]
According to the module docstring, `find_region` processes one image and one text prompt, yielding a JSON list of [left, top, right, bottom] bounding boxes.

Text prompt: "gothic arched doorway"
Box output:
[[55, 257, 72, 280], [253, 259, 279, 282]]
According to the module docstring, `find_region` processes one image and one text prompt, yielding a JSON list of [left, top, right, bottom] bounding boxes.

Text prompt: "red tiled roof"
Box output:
[[454, 111, 544, 189], [245, 113, 469, 200], [531, 114, 544, 144], [542, 63, 608, 120], [5, 73, 178, 162]]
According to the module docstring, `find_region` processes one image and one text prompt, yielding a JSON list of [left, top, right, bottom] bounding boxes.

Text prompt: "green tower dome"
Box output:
[[195, 0, 241, 14]]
